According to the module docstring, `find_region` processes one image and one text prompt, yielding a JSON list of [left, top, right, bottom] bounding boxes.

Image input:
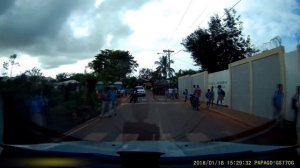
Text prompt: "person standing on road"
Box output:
[[174, 87, 178, 99], [194, 85, 201, 110], [205, 89, 211, 107], [194, 94, 199, 111], [209, 86, 215, 107], [171, 87, 176, 100], [107, 88, 117, 117], [130, 88, 138, 103], [216, 85, 225, 106], [168, 87, 173, 99], [184, 89, 188, 102], [190, 93, 195, 108], [292, 86, 300, 125], [194, 85, 202, 98], [100, 90, 108, 117], [273, 84, 284, 123]]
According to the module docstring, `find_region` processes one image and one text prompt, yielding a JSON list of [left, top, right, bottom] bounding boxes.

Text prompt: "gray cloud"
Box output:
[[0, 0, 15, 15], [0, 0, 150, 69]]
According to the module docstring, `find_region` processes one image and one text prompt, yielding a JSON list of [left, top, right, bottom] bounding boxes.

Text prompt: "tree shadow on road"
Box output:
[[122, 110, 160, 141]]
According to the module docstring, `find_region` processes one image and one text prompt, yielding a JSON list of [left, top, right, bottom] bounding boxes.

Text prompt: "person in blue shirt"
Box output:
[[30, 91, 48, 127], [273, 84, 284, 122], [216, 85, 225, 106], [205, 89, 211, 107], [107, 88, 117, 117]]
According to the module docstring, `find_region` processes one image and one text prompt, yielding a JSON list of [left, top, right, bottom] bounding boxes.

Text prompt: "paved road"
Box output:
[[63, 92, 264, 143]]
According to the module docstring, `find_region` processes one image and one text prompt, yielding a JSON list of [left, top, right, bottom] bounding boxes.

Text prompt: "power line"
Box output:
[[172, 50, 195, 65], [171, 49, 184, 56], [189, 6, 208, 29], [162, 0, 243, 69], [173, 57, 194, 65], [167, 0, 193, 47], [220, 0, 242, 19], [168, 1, 212, 49], [174, 0, 193, 32]]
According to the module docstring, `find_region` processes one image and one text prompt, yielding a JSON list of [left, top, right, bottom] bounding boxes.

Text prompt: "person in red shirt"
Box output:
[[193, 85, 201, 110], [194, 85, 202, 98]]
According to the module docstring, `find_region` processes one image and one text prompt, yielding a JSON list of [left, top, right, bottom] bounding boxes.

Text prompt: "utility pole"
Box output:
[[163, 49, 174, 79]]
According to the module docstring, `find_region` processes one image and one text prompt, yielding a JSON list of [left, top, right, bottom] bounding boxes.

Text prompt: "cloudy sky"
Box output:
[[0, 0, 300, 78]]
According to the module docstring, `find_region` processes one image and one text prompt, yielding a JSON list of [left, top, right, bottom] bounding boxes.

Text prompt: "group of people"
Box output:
[[183, 83, 300, 126], [187, 85, 201, 110], [98, 88, 117, 118], [166, 87, 178, 99], [151, 87, 179, 100], [184, 85, 226, 111], [205, 85, 225, 107]]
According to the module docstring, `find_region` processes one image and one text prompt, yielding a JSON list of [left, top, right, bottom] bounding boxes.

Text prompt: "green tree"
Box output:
[[176, 69, 199, 77], [88, 49, 138, 83], [151, 70, 163, 81], [2, 54, 20, 77], [56, 72, 70, 82], [122, 76, 137, 88], [182, 9, 256, 73], [69, 73, 86, 83], [139, 68, 153, 80], [85, 73, 98, 97], [23, 67, 43, 82], [24, 67, 43, 77], [154, 56, 175, 79]]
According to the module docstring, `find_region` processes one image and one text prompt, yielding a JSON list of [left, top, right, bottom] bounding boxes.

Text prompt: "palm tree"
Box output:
[[154, 56, 175, 79]]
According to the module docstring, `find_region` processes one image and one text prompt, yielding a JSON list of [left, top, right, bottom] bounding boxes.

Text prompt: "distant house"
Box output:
[[95, 81, 104, 91], [113, 81, 123, 90], [55, 79, 79, 86], [55, 79, 80, 91], [96, 81, 123, 91]]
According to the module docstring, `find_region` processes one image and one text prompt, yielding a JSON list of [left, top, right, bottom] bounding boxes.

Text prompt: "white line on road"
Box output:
[[63, 117, 101, 137]]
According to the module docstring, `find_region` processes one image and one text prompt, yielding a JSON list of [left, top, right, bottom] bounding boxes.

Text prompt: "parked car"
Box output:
[[135, 86, 146, 96]]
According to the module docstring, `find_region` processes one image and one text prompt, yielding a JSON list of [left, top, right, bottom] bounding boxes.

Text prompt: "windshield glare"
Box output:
[[0, 0, 300, 162]]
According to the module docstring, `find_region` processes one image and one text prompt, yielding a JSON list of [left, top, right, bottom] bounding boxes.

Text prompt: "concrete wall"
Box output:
[[208, 70, 230, 106], [177, 45, 299, 126], [190, 71, 208, 101], [285, 45, 300, 125], [178, 75, 192, 97], [252, 54, 281, 119], [231, 63, 251, 112], [229, 46, 286, 119]]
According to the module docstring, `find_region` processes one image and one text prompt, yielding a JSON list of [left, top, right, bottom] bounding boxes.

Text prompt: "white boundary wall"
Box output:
[[208, 70, 230, 106], [285, 45, 300, 127], [190, 72, 208, 102], [178, 75, 192, 97], [229, 47, 285, 119], [177, 45, 300, 126]]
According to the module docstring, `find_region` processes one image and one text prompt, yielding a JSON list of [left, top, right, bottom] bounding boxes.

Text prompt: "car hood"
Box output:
[[10, 141, 291, 157]]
